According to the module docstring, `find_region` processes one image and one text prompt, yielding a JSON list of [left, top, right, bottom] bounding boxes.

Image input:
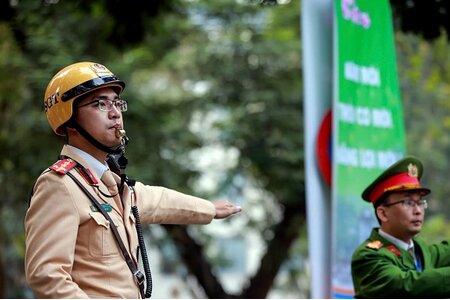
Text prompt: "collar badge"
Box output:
[[386, 245, 401, 257]]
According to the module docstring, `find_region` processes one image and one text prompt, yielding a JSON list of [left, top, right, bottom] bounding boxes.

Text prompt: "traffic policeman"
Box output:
[[25, 62, 241, 298]]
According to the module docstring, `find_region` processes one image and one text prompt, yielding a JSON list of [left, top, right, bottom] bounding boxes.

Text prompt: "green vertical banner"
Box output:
[[332, 0, 405, 297]]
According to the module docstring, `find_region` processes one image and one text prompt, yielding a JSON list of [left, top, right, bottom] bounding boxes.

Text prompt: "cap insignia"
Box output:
[[407, 163, 418, 177], [90, 63, 110, 74], [366, 240, 383, 250]]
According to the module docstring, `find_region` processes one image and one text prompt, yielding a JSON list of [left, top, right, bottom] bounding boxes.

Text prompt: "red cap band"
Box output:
[[368, 172, 421, 204]]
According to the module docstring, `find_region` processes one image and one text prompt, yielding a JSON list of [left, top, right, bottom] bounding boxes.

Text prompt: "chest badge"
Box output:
[[90, 203, 113, 212]]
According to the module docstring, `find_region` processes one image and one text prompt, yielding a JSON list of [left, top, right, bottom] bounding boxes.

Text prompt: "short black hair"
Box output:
[[373, 193, 390, 225]]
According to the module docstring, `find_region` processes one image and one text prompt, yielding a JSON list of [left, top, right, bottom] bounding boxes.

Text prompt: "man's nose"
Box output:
[[412, 203, 423, 214], [109, 104, 122, 117]]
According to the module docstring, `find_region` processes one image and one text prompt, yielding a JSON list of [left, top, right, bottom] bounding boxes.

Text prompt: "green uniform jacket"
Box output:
[[351, 228, 450, 298]]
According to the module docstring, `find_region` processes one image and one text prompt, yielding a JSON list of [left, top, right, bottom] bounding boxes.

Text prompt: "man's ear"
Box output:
[[376, 206, 388, 223]]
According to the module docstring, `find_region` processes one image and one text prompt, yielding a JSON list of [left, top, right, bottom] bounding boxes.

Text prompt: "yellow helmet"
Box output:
[[44, 62, 125, 136]]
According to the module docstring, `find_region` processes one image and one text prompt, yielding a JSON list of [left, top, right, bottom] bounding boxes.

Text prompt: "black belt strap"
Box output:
[[66, 171, 145, 298]]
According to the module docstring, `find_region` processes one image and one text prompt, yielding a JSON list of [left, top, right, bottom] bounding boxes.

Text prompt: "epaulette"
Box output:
[[49, 158, 77, 174], [365, 240, 383, 250]]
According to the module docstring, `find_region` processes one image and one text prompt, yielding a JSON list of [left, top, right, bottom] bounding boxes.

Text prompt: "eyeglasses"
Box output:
[[78, 99, 128, 112], [383, 199, 428, 210]]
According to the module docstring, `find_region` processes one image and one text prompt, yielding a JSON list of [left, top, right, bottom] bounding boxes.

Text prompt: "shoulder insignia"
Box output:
[[50, 159, 77, 174], [366, 240, 383, 250], [386, 245, 401, 256]]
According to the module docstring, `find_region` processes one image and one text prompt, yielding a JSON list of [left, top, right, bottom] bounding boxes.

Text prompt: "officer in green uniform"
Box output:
[[351, 156, 450, 298]]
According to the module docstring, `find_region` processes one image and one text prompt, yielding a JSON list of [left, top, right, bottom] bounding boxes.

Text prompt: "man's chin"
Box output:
[[103, 139, 122, 151], [410, 227, 422, 236], [111, 142, 122, 150]]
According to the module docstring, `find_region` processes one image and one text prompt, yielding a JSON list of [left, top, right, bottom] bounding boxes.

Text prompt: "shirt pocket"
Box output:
[[88, 212, 122, 257]]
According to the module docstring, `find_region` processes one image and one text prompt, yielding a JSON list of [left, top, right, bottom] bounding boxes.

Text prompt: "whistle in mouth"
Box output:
[[115, 128, 127, 139]]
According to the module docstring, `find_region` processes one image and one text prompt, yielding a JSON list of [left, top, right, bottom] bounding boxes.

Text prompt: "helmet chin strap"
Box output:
[[72, 123, 123, 155]]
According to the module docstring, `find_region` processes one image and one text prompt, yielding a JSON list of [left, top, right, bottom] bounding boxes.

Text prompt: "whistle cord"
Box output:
[[116, 143, 152, 298], [132, 204, 153, 298], [96, 186, 119, 198]]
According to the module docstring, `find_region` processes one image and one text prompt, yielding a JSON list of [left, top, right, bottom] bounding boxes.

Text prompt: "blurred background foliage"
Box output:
[[1, 0, 450, 298]]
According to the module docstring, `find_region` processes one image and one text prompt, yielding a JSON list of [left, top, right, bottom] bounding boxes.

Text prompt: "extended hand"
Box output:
[[213, 200, 242, 219]]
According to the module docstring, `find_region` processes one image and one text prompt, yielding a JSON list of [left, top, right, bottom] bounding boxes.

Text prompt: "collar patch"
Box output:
[[386, 245, 401, 256], [76, 167, 99, 185]]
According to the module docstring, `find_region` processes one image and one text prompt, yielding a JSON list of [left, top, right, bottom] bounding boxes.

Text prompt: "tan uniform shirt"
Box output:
[[25, 145, 215, 298]]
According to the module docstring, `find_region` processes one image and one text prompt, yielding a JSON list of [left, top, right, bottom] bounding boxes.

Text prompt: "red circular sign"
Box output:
[[316, 110, 332, 186]]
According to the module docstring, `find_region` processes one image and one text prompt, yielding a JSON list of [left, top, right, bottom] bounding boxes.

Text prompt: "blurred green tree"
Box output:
[[0, 0, 306, 298]]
